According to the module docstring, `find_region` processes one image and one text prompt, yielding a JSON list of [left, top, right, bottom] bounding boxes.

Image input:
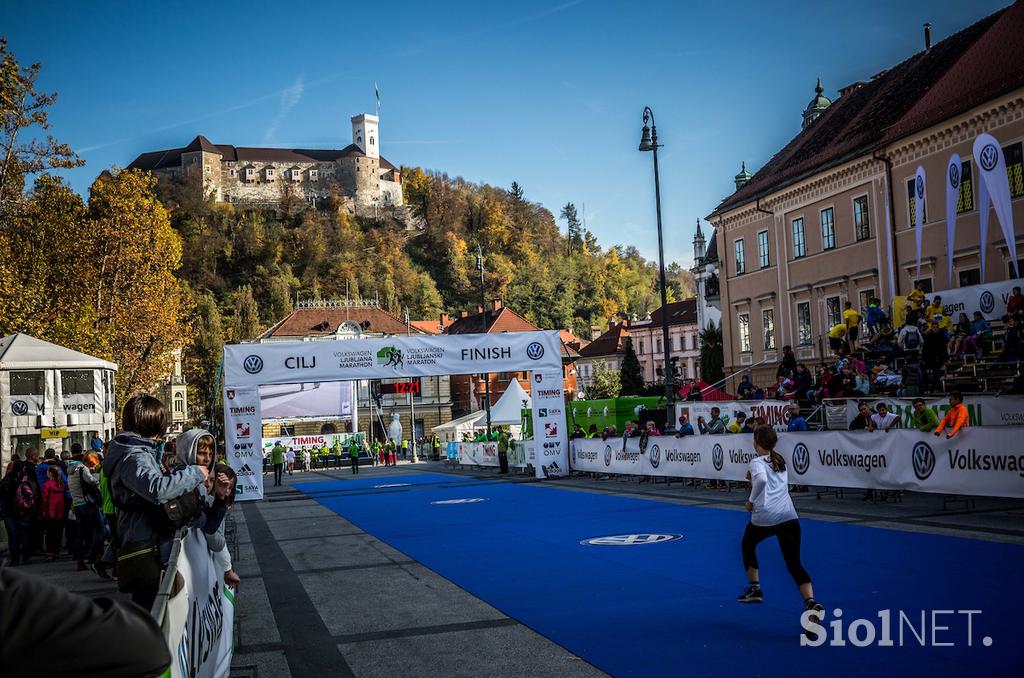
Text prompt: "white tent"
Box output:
[[489, 378, 531, 425], [0, 333, 118, 466], [431, 410, 486, 442]]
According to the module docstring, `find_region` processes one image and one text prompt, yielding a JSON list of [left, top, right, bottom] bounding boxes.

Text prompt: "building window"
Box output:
[[266, 168, 275, 179], [959, 268, 981, 287], [738, 313, 750, 352], [792, 217, 806, 258], [229, 169, 236, 177], [858, 288, 875, 314], [370, 137, 375, 146], [245, 168, 254, 181], [853, 195, 870, 240], [61, 370, 93, 396], [757, 230, 770, 268], [826, 296, 841, 329], [291, 169, 302, 181], [639, 340, 644, 355], [797, 302, 812, 345], [734, 239, 745, 274], [918, 278, 933, 294], [204, 164, 210, 173], [280, 425, 295, 436], [762, 309, 775, 351], [956, 161, 975, 214], [820, 207, 836, 250], [907, 178, 926, 225], [310, 169, 319, 181], [1004, 142, 1023, 198], [173, 394, 184, 414]]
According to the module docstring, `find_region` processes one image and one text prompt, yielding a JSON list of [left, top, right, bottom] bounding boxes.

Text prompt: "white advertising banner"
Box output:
[[458, 441, 499, 467], [945, 154, 961, 288], [974, 133, 1019, 278], [914, 165, 926, 281], [223, 331, 563, 387], [842, 395, 1024, 429], [932, 279, 1021, 322], [163, 530, 235, 678], [530, 371, 569, 478], [261, 433, 357, 454], [223, 386, 263, 501], [259, 381, 352, 420], [678, 400, 794, 434], [572, 428, 1024, 498]]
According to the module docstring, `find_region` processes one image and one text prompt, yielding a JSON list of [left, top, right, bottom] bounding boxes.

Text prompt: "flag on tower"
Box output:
[[375, 83, 381, 115]]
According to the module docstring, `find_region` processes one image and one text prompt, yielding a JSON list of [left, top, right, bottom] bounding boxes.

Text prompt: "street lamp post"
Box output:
[[639, 107, 676, 433]]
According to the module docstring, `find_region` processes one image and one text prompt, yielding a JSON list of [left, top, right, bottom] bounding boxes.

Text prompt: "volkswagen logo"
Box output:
[[11, 400, 28, 416], [526, 342, 545, 360], [980, 290, 995, 314], [916, 175, 925, 199], [792, 442, 811, 476], [580, 534, 683, 546], [912, 441, 936, 481], [431, 498, 486, 505], [243, 355, 264, 374], [649, 444, 661, 469], [712, 443, 724, 471], [604, 444, 613, 467], [948, 163, 960, 188], [979, 143, 999, 171]]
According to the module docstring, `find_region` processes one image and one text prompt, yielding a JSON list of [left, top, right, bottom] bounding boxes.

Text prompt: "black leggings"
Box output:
[[741, 519, 811, 586]]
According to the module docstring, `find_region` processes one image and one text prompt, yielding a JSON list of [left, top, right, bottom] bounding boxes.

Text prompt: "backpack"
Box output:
[[903, 328, 921, 350], [14, 470, 37, 515]]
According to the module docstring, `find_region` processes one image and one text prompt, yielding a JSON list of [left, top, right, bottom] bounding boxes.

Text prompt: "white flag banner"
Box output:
[[883, 173, 897, 299], [530, 371, 569, 478], [571, 428, 1024, 498], [945, 154, 961, 287], [978, 167, 990, 279], [913, 165, 926, 281], [223, 386, 263, 501], [973, 133, 1019, 279]]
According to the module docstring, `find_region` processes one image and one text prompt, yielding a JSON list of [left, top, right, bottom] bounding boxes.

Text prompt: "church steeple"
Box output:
[[693, 218, 706, 263], [802, 78, 832, 130], [734, 161, 753, 190]]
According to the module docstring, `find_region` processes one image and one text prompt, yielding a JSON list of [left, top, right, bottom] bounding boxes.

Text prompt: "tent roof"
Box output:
[[0, 334, 118, 371], [677, 380, 734, 402], [432, 410, 486, 433], [489, 379, 531, 425]]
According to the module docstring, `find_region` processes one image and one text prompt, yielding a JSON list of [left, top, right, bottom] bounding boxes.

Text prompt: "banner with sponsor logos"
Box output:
[[842, 395, 1024, 429], [260, 433, 359, 454], [571, 428, 1024, 498], [677, 400, 793, 434], [531, 371, 569, 478], [914, 165, 926, 281], [945, 154, 961, 288], [933, 278, 1021, 321], [973, 133, 1019, 279], [162, 529, 234, 678], [222, 331, 563, 387], [456, 441, 529, 469], [223, 386, 263, 501]]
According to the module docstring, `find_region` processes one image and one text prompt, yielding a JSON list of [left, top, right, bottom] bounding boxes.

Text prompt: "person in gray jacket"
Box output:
[[103, 395, 208, 610]]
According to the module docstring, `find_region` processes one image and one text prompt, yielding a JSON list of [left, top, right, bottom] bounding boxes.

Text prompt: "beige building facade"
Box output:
[[707, 6, 1024, 388]]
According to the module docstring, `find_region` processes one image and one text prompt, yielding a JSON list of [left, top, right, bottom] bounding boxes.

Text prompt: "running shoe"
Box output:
[[737, 586, 764, 603], [803, 599, 826, 641]]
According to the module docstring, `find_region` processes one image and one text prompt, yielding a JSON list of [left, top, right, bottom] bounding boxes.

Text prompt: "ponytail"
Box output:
[[753, 425, 786, 473]]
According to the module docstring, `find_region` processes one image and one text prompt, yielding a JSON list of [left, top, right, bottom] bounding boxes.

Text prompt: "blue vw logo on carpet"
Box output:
[[580, 534, 682, 546], [374, 483, 411, 488], [431, 498, 487, 505]]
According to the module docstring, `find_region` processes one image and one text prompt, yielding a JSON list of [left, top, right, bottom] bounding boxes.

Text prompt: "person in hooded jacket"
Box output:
[[103, 396, 208, 610]]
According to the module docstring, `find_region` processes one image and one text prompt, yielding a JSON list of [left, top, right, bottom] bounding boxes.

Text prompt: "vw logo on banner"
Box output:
[[649, 444, 661, 469], [526, 342, 545, 360], [243, 355, 264, 374], [604, 445, 613, 467], [374, 483, 411, 489], [916, 175, 925, 198], [979, 143, 999, 171], [11, 400, 28, 416], [431, 498, 486, 505], [712, 443, 724, 471], [580, 534, 683, 546], [792, 442, 811, 476], [948, 162, 960, 188], [980, 291, 995, 314], [913, 442, 936, 481]]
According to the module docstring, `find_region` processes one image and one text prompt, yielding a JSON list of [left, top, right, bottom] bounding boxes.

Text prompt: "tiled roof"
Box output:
[[709, 4, 1020, 216], [260, 306, 423, 339], [649, 299, 698, 326], [409, 320, 443, 334], [578, 322, 630, 358], [704, 229, 719, 263], [444, 307, 577, 357], [128, 137, 397, 173]]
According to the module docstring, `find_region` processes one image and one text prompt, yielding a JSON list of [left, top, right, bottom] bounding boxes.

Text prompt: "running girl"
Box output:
[[737, 426, 824, 626]]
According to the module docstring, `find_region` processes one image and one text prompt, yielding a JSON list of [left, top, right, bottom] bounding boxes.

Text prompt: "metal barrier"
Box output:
[[150, 528, 186, 623]]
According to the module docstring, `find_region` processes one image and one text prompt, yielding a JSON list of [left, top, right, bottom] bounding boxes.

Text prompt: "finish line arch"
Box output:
[[221, 330, 568, 499]]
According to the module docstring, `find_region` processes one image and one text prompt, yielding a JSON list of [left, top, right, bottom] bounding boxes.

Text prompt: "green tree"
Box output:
[[586, 363, 621, 400], [509, 181, 524, 202], [559, 202, 582, 256], [186, 291, 224, 424], [231, 285, 262, 341], [699, 322, 724, 385], [619, 338, 645, 395]]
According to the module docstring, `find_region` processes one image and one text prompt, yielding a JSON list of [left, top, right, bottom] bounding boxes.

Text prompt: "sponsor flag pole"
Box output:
[[945, 154, 961, 288], [913, 165, 926, 282], [973, 133, 1019, 280]]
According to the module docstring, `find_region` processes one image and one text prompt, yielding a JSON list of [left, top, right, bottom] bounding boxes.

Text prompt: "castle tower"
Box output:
[[692, 218, 705, 263], [801, 78, 832, 130], [351, 113, 379, 159]]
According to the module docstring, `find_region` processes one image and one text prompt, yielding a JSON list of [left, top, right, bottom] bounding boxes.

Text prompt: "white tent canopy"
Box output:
[[432, 410, 485, 433], [489, 378, 531, 425], [0, 333, 117, 371]]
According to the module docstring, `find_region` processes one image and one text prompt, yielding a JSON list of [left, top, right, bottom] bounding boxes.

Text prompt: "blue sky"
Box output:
[[7, 0, 1009, 267]]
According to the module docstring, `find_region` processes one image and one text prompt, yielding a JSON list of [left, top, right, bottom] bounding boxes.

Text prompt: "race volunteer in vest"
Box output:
[[934, 391, 969, 439], [737, 426, 824, 627]]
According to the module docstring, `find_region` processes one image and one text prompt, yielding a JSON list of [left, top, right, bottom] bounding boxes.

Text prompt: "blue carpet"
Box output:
[[297, 478, 1024, 677]]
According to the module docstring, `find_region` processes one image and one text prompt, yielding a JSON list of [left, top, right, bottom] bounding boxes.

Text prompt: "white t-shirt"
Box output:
[[285, 450, 295, 463], [871, 412, 898, 430], [748, 456, 798, 527]]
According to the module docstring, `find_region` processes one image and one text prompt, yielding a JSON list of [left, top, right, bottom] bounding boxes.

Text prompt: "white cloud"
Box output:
[[262, 74, 305, 144]]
